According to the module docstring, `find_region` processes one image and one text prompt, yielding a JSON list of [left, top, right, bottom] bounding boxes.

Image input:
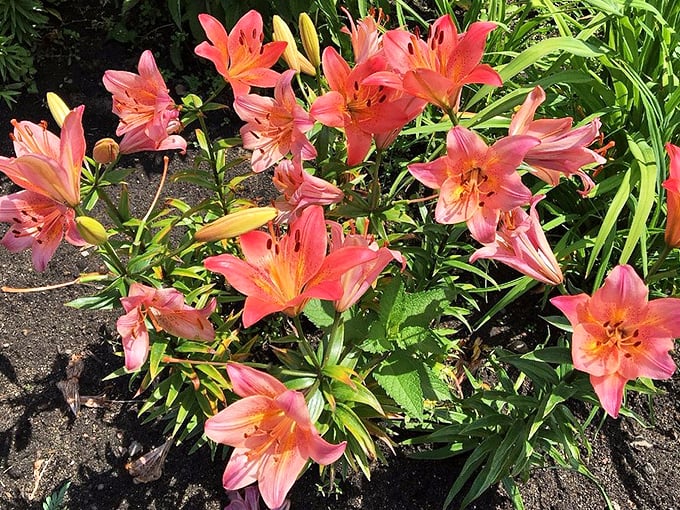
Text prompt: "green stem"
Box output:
[[368, 149, 384, 212], [293, 315, 322, 372], [323, 311, 344, 366], [197, 113, 229, 214], [74, 204, 126, 275], [647, 244, 673, 281]]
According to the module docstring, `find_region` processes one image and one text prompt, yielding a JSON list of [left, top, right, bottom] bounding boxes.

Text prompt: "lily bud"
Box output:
[[92, 138, 120, 164], [195, 207, 278, 242], [299, 13, 320, 69], [75, 216, 109, 245], [296, 51, 316, 76], [46, 92, 70, 128], [272, 15, 300, 72]]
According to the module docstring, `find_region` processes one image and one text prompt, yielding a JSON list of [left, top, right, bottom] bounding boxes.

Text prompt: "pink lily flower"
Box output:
[[103, 50, 186, 154], [328, 221, 404, 312], [204, 205, 377, 328], [470, 195, 563, 285], [340, 7, 386, 64], [408, 126, 539, 243], [0, 107, 87, 271], [272, 160, 344, 223], [509, 86, 606, 195], [662, 143, 680, 248], [234, 70, 317, 173], [205, 363, 346, 510], [311, 48, 425, 166], [195, 11, 286, 97], [224, 485, 290, 510], [363, 16, 502, 113], [116, 283, 216, 371], [551, 264, 680, 418]]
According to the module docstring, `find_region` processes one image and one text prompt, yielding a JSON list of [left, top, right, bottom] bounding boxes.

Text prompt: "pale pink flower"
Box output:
[[103, 50, 186, 154], [0, 107, 87, 271], [662, 143, 680, 248], [116, 283, 216, 371], [408, 126, 539, 243], [470, 195, 563, 285], [204, 205, 376, 328], [509, 86, 605, 195], [234, 70, 317, 173], [363, 16, 502, 112], [272, 160, 343, 223], [328, 221, 404, 311], [195, 11, 286, 97], [551, 264, 680, 418], [205, 363, 345, 509]]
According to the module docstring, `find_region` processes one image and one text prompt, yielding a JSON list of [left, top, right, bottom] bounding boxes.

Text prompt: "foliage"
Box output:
[[42, 480, 71, 510], [1, 1, 679, 509]]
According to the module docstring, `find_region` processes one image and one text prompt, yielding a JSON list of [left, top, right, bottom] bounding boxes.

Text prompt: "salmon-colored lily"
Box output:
[[340, 7, 386, 64], [195, 11, 286, 97], [509, 86, 605, 195], [205, 363, 345, 509], [0, 107, 87, 270], [470, 195, 563, 285], [551, 264, 680, 418], [204, 205, 377, 327], [103, 50, 186, 154], [662, 143, 680, 248], [272, 160, 343, 223], [116, 283, 216, 371], [328, 221, 404, 312], [363, 16, 502, 113], [234, 70, 317, 173], [408, 126, 538, 243], [311, 48, 425, 165]]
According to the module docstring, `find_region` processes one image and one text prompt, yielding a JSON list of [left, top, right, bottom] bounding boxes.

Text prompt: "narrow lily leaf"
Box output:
[[619, 136, 656, 269], [148, 340, 167, 380]]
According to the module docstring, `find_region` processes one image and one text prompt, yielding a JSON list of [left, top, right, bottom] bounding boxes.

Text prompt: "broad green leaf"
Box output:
[[374, 353, 424, 420]]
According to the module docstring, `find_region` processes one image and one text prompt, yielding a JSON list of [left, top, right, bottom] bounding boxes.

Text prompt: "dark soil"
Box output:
[[1, 4, 680, 510]]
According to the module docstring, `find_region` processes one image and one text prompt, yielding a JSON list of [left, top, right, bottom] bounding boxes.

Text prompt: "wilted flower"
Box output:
[[551, 264, 680, 418], [92, 137, 120, 164]]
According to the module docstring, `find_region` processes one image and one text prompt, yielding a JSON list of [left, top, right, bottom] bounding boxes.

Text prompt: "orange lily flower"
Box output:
[[662, 143, 680, 248], [195, 11, 286, 97]]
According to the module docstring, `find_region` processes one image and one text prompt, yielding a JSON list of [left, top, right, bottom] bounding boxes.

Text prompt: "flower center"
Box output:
[[601, 320, 641, 357]]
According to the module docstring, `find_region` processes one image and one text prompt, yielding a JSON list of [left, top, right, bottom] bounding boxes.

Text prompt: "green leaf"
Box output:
[[374, 353, 424, 420], [148, 339, 167, 380], [303, 299, 336, 328]]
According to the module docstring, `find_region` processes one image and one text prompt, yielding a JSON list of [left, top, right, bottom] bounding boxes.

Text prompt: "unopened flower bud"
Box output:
[[299, 13, 320, 69], [297, 51, 316, 76], [194, 207, 278, 242], [92, 138, 120, 164], [46, 92, 70, 128], [75, 216, 109, 245], [272, 15, 300, 72]]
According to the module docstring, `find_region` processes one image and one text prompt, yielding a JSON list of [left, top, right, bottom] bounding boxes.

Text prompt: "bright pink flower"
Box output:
[[0, 106, 85, 207], [311, 48, 426, 166], [234, 70, 317, 173], [662, 143, 680, 248], [551, 264, 680, 418], [116, 283, 216, 371], [364, 16, 502, 112], [509, 86, 605, 195], [328, 221, 404, 311], [0, 107, 87, 271], [205, 363, 345, 509], [195, 11, 286, 97], [408, 126, 538, 243], [103, 50, 186, 154], [272, 160, 343, 223], [340, 7, 386, 64], [470, 195, 563, 285], [204, 205, 377, 327]]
